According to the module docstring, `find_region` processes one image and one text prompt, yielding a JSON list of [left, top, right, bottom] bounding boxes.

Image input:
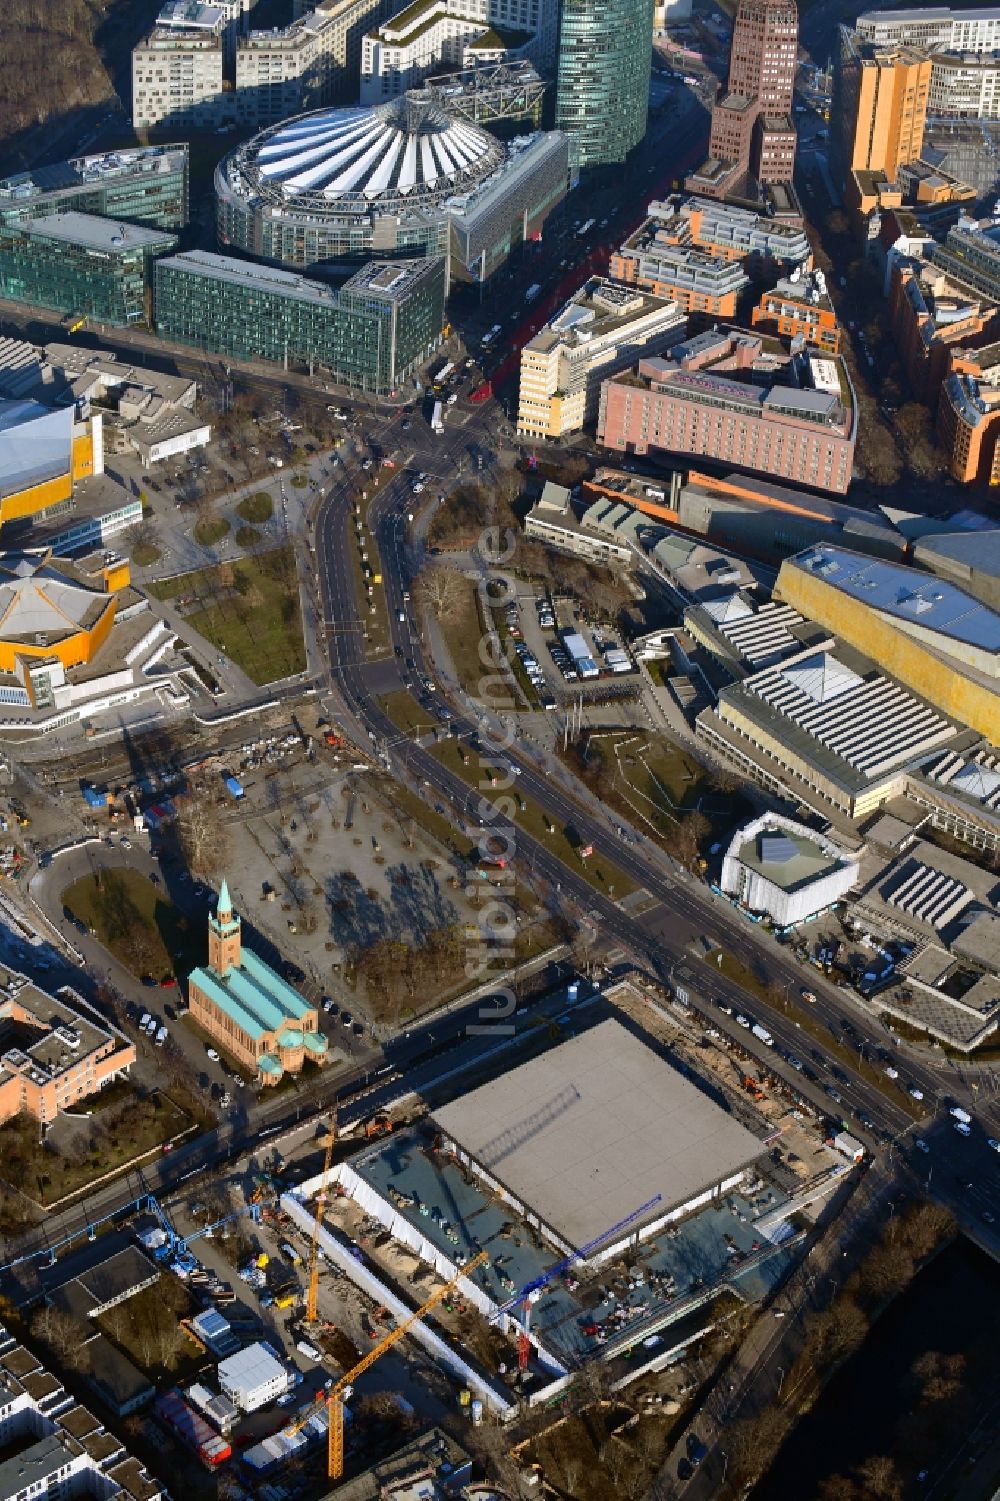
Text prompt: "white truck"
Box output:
[[833, 1130, 865, 1163], [431, 400, 444, 435], [949, 1106, 972, 1125], [751, 1022, 774, 1047]]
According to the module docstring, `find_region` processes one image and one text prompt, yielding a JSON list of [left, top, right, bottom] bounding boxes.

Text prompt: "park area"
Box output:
[[62, 867, 205, 983], [148, 543, 305, 685], [561, 731, 751, 863], [0, 1088, 192, 1211]]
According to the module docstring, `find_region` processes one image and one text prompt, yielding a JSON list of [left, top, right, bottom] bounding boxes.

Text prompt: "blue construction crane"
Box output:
[[492, 1193, 664, 1369], [177, 1202, 261, 1255], [142, 1194, 180, 1257]]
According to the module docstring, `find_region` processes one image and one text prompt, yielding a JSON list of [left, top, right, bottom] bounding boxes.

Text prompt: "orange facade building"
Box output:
[[0, 979, 135, 1128], [751, 272, 841, 353], [937, 347, 1000, 484]]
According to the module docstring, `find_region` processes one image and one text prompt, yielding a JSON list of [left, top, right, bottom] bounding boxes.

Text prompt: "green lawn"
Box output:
[[235, 523, 261, 549], [430, 739, 638, 899], [562, 731, 751, 847], [236, 491, 274, 524], [0, 1092, 192, 1206], [63, 867, 205, 982], [380, 689, 441, 739], [148, 545, 306, 684], [193, 515, 230, 547], [438, 578, 489, 697]]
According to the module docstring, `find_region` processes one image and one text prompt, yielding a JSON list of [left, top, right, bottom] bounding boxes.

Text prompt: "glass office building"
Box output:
[[0, 212, 177, 326], [555, 0, 654, 168], [0, 145, 189, 232], [153, 251, 446, 391]]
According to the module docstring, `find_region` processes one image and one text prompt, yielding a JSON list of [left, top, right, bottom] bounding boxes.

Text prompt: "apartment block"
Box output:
[[135, 0, 391, 130], [517, 278, 685, 438], [236, 7, 352, 123], [937, 344, 1000, 483], [360, 0, 551, 103], [928, 49, 1000, 120], [0, 1326, 163, 1501], [598, 334, 855, 494], [609, 211, 750, 315], [634, 196, 811, 271], [856, 7, 1000, 52], [132, 17, 227, 131], [751, 268, 841, 353], [933, 216, 1000, 303], [0, 973, 135, 1128], [888, 256, 996, 404]]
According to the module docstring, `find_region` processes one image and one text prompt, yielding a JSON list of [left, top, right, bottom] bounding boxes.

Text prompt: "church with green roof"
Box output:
[[187, 880, 328, 1085]]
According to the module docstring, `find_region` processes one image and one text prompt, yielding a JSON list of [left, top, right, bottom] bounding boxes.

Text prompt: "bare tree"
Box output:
[[101, 1300, 131, 1344], [855, 1455, 903, 1501], [414, 563, 471, 623], [177, 793, 231, 879], [154, 1320, 182, 1369], [31, 1306, 89, 1369], [671, 809, 711, 870]]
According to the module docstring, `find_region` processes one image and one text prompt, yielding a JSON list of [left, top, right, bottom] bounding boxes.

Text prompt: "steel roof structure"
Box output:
[[224, 95, 503, 218], [434, 1019, 765, 1253]]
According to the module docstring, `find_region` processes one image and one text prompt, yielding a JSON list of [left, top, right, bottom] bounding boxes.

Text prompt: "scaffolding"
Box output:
[[423, 60, 547, 128]]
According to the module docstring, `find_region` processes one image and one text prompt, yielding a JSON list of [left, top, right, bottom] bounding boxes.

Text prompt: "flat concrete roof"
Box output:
[[434, 1019, 765, 1252]]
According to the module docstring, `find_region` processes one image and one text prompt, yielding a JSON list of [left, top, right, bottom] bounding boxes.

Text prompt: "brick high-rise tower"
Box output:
[[690, 0, 799, 200], [725, 0, 797, 114]]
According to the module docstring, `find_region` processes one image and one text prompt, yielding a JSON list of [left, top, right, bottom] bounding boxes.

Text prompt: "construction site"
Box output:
[[282, 991, 858, 1422], [0, 975, 863, 1497]]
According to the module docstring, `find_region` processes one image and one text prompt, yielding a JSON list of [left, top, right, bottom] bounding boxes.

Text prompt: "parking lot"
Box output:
[[501, 581, 638, 701]]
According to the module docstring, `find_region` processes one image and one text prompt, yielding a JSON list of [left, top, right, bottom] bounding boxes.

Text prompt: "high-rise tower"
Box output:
[[555, 0, 654, 169], [690, 0, 799, 199]]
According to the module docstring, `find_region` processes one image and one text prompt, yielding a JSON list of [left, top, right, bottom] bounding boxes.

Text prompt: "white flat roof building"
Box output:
[[434, 1018, 766, 1260], [217, 1342, 290, 1411], [518, 277, 686, 439], [857, 7, 1000, 52], [721, 812, 861, 927]]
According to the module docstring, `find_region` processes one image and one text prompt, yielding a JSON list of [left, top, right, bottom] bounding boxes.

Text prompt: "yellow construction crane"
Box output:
[[305, 1116, 337, 1324], [292, 1249, 488, 1481]]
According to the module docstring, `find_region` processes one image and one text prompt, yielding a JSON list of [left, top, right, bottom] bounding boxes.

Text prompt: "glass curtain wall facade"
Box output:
[[0, 221, 176, 325], [555, 0, 654, 168], [153, 252, 445, 390], [0, 147, 189, 232]]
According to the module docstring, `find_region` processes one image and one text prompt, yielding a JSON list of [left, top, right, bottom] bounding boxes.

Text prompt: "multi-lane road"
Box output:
[[313, 402, 1000, 1248]]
